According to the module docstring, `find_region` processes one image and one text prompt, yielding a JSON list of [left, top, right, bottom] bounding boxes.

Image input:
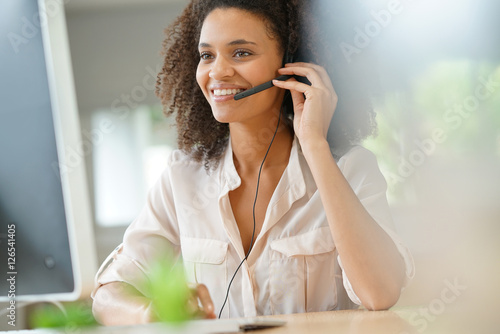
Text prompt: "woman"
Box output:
[[92, 0, 414, 325]]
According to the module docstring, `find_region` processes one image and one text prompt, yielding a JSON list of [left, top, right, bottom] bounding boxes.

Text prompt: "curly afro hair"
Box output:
[[156, 0, 377, 168]]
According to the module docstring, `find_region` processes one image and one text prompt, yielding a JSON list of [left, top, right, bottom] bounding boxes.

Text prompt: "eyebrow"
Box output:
[[198, 39, 257, 48]]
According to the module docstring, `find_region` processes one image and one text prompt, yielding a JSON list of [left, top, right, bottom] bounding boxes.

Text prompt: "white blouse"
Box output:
[[93, 137, 415, 318]]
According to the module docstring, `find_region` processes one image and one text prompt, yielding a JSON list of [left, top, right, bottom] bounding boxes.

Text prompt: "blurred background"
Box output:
[[5, 0, 497, 331]]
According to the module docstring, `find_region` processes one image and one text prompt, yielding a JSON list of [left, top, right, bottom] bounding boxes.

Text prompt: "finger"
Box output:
[[186, 295, 202, 317], [284, 62, 331, 85], [284, 61, 328, 80], [196, 284, 216, 319], [272, 77, 305, 113], [272, 78, 310, 95], [282, 63, 337, 98], [278, 66, 325, 90], [288, 82, 306, 114], [280, 68, 337, 108], [273, 79, 326, 104]]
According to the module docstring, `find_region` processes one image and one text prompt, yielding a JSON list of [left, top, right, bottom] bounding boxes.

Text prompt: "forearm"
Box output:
[[92, 282, 154, 326], [302, 139, 405, 310]]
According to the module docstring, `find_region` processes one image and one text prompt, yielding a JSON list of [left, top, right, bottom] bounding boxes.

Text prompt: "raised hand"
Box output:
[[272, 62, 337, 149]]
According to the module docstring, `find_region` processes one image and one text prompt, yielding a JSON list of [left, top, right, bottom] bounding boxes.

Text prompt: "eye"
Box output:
[[234, 49, 252, 58], [199, 52, 213, 60]]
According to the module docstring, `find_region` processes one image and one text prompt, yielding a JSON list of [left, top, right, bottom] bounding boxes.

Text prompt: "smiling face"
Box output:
[[196, 8, 285, 126]]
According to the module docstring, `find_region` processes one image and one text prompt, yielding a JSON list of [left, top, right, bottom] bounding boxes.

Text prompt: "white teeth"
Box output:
[[213, 89, 243, 96]]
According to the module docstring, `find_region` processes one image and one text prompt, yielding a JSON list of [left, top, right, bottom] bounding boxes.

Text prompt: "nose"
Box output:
[[209, 55, 234, 80]]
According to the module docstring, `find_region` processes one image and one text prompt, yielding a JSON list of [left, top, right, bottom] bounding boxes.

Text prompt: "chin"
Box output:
[[211, 109, 236, 124]]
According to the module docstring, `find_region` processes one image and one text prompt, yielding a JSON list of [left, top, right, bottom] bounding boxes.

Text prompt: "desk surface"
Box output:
[[242, 308, 487, 334], [12, 307, 487, 334], [252, 309, 415, 334]]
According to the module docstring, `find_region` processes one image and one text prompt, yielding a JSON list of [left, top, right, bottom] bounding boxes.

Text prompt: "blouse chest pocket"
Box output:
[[269, 227, 337, 314], [180, 237, 229, 310]]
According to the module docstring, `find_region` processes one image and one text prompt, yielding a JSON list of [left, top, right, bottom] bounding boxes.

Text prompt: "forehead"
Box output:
[[199, 7, 275, 46]]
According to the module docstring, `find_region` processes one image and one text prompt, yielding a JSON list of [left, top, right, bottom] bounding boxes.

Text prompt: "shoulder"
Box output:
[[162, 147, 222, 179], [167, 148, 198, 165], [337, 145, 378, 169], [165, 148, 206, 170], [152, 149, 203, 183], [336, 145, 386, 189]]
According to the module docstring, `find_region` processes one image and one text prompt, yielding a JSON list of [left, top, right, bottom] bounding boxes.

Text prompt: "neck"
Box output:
[[229, 116, 293, 173]]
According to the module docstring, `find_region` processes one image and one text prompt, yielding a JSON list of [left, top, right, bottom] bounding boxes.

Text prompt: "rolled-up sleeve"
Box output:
[[91, 154, 181, 299], [336, 146, 415, 305]]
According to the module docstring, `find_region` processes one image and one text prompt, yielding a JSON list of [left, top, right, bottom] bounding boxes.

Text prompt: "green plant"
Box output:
[[29, 301, 97, 329], [146, 258, 193, 324]]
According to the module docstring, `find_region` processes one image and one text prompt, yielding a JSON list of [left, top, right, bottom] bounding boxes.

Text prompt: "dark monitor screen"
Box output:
[[0, 0, 96, 301]]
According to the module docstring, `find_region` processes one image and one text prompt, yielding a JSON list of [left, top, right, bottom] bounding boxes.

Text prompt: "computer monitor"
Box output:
[[0, 0, 97, 301]]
